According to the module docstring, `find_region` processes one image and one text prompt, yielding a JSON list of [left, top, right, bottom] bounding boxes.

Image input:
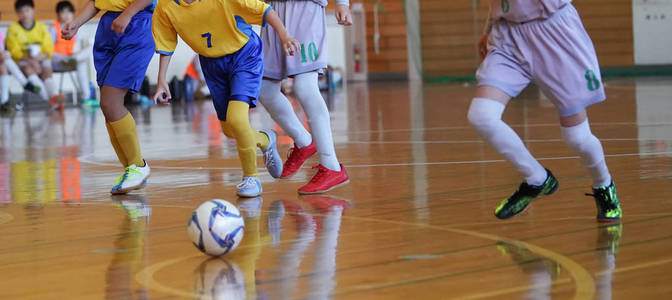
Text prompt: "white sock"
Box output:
[[76, 63, 91, 99], [561, 120, 612, 188], [28, 75, 48, 100], [259, 79, 312, 148], [4, 57, 27, 86], [43, 77, 57, 98], [468, 98, 547, 185], [0, 75, 9, 104], [294, 72, 341, 171]]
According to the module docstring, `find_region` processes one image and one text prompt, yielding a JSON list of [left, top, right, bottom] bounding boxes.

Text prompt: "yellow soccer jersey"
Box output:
[[94, 0, 157, 12], [153, 0, 271, 57], [5, 22, 54, 61]]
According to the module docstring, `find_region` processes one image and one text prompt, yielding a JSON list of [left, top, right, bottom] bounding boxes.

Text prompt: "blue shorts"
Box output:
[[199, 32, 264, 121], [93, 11, 155, 93]]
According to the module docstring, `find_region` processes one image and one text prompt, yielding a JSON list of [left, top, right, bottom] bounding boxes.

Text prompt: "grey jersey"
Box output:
[[490, 0, 571, 23]]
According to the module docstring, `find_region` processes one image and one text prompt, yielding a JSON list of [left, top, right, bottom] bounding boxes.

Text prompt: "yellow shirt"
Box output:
[[5, 22, 54, 61], [153, 0, 271, 58], [94, 0, 156, 12]]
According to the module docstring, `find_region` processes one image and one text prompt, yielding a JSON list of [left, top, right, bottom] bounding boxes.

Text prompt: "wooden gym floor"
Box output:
[[0, 77, 671, 299]]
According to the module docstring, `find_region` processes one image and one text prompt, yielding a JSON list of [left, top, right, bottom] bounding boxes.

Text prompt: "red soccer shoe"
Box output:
[[298, 164, 349, 195], [281, 142, 317, 178]]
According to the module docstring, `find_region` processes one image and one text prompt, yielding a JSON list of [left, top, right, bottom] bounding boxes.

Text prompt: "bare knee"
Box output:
[[40, 67, 53, 79], [100, 86, 129, 121], [21, 65, 35, 76]]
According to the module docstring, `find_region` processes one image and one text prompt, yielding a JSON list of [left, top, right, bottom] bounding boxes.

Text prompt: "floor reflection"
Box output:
[[106, 195, 152, 299], [495, 241, 561, 300], [595, 224, 622, 300]]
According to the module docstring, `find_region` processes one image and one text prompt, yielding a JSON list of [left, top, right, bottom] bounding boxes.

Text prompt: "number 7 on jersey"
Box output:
[[201, 32, 212, 48]]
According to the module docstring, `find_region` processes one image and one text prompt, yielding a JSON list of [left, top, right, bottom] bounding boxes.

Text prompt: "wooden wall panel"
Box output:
[[329, 0, 408, 74], [420, 0, 634, 79]]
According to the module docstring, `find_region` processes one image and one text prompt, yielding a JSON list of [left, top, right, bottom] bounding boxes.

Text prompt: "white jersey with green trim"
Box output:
[[490, 0, 571, 23]]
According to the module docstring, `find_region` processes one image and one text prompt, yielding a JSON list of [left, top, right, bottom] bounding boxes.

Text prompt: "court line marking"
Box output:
[[341, 121, 672, 135], [330, 216, 595, 300], [131, 206, 671, 299], [462, 257, 672, 300], [79, 151, 672, 171], [134, 212, 594, 300], [345, 137, 672, 145]]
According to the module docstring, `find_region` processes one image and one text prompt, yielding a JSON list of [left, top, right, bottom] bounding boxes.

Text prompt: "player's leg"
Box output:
[[0, 63, 9, 106], [97, 11, 154, 194], [2, 52, 40, 95], [532, 4, 620, 221], [220, 100, 270, 197], [72, 53, 93, 102], [259, 78, 315, 178], [101, 85, 149, 194], [293, 71, 348, 194], [19, 61, 48, 100], [39, 61, 64, 110], [560, 111, 620, 221], [468, 85, 557, 219]]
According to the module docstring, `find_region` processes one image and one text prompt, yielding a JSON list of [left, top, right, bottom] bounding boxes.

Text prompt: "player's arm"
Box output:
[[111, 0, 154, 34], [153, 54, 172, 105], [62, 0, 99, 40], [231, 0, 299, 55], [265, 10, 300, 56], [478, 6, 493, 60], [152, 8, 178, 104], [335, 0, 352, 26]]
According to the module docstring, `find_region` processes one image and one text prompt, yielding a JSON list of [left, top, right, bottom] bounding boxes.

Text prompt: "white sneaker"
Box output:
[[236, 176, 262, 198], [111, 160, 151, 194]]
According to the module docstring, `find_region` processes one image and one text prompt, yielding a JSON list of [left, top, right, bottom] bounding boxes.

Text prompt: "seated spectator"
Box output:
[[6, 0, 64, 110], [50, 1, 97, 106]]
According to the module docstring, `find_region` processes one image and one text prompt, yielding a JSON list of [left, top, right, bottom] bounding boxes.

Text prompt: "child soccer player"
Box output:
[[0, 11, 42, 112], [62, 0, 156, 194], [470, 0, 621, 221], [258, 0, 352, 194], [5, 0, 60, 106], [50, 1, 97, 106], [152, 0, 299, 197]]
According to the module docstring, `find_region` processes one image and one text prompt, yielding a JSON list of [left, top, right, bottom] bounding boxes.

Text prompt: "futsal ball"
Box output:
[[187, 200, 245, 256]]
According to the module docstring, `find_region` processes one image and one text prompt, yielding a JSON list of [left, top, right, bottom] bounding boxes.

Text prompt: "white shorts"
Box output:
[[476, 4, 605, 117], [261, 0, 328, 79]]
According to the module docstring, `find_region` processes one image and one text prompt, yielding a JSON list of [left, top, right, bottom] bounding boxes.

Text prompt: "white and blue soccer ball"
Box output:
[[187, 199, 245, 256]]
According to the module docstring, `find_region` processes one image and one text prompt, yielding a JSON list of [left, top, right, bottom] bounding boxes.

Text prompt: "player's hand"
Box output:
[[111, 13, 132, 34], [335, 5, 353, 26], [153, 80, 172, 105], [62, 22, 79, 40], [281, 35, 300, 56], [478, 34, 489, 60]]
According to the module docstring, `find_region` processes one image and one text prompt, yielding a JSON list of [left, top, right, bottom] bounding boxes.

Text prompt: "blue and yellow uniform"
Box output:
[[93, 0, 157, 92], [152, 0, 272, 121]]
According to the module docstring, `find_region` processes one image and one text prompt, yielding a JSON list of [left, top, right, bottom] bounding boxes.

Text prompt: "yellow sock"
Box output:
[[109, 113, 144, 167], [255, 130, 270, 150], [105, 122, 128, 166], [223, 120, 269, 149], [224, 101, 261, 177]]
